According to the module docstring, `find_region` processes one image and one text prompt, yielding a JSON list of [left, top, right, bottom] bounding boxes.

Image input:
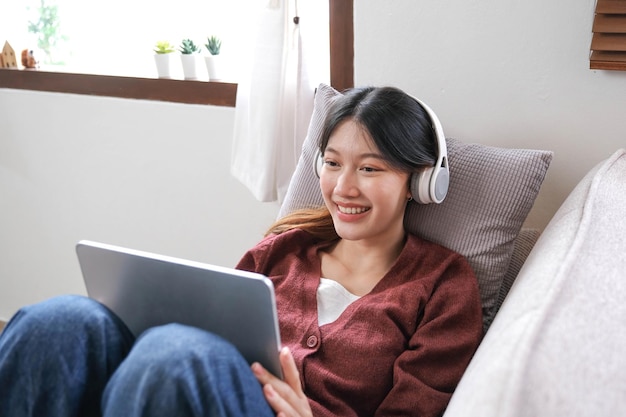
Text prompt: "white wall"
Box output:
[[355, 0, 626, 229], [0, 89, 280, 320]]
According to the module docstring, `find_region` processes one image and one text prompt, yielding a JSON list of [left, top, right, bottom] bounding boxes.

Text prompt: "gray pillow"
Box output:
[[280, 83, 553, 330]]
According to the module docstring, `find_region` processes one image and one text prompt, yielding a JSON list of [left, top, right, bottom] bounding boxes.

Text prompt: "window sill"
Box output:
[[0, 69, 238, 107]]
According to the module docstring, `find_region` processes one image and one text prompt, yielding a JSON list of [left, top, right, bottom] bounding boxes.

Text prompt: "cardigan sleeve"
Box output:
[[374, 254, 483, 417], [234, 234, 276, 273], [235, 248, 260, 273]]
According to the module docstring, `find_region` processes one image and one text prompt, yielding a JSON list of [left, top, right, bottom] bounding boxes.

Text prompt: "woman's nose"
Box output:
[[334, 170, 359, 197]]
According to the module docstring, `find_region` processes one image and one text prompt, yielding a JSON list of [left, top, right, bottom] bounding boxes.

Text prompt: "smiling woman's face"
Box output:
[[319, 119, 411, 246]]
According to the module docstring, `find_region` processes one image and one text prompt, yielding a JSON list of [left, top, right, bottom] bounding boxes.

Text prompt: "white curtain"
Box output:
[[231, 0, 328, 203]]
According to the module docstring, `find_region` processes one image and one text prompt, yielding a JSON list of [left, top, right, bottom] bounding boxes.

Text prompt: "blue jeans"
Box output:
[[0, 295, 275, 417]]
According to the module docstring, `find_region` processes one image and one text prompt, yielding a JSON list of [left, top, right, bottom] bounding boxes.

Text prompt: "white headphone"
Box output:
[[314, 96, 449, 204]]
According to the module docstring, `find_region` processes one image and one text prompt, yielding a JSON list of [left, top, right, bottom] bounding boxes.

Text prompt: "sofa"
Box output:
[[444, 148, 626, 417], [282, 84, 626, 415]]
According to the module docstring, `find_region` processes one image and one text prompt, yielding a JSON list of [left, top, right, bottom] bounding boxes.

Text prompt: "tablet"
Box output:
[[76, 240, 282, 378]]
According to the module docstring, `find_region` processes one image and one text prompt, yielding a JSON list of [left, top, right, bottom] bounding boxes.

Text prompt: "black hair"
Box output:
[[319, 86, 437, 172]]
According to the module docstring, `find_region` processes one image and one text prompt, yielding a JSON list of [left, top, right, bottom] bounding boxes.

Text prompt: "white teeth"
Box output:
[[338, 205, 369, 214]]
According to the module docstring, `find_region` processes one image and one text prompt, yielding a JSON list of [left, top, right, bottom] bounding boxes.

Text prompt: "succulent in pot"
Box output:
[[179, 39, 201, 80], [204, 36, 223, 80], [153, 40, 175, 78]]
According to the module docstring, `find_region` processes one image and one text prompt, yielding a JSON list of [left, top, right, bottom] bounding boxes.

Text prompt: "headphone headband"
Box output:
[[410, 97, 449, 204]]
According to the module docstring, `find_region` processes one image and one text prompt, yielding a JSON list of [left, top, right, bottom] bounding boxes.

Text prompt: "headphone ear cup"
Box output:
[[410, 164, 449, 205], [313, 150, 323, 178], [411, 168, 435, 205], [431, 163, 450, 204]]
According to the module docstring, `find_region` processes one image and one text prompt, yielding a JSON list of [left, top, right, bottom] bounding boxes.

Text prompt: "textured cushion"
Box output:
[[444, 148, 626, 417], [496, 228, 541, 314], [280, 83, 553, 330]]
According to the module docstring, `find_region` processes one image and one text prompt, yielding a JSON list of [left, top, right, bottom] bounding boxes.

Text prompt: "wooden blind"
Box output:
[[590, 0, 626, 70]]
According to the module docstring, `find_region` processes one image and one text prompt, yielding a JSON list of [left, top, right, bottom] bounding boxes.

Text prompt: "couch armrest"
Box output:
[[444, 148, 626, 417]]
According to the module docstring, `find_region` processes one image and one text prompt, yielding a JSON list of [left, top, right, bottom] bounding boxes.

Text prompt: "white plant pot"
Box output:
[[180, 54, 200, 80], [204, 55, 222, 81], [154, 53, 173, 79]]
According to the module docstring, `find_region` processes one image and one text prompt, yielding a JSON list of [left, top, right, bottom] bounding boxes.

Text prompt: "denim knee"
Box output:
[[126, 323, 247, 373], [0, 295, 135, 417], [1, 294, 133, 352], [102, 324, 273, 417], [141, 323, 241, 357]]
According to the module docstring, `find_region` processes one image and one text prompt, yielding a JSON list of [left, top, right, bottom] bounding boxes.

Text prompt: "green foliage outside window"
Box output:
[[27, 0, 68, 64]]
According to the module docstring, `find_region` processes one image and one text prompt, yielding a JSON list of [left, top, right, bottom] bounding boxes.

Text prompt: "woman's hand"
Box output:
[[251, 347, 313, 417]]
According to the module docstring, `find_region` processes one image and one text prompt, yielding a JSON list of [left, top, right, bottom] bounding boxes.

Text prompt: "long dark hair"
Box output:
[[320, 86, 437, 171], [266, 86, 438, 239]]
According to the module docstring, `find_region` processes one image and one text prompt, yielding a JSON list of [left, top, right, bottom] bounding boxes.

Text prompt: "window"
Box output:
[[590, 0, 626, 70], [0, 0, 353, 105], [3, 0, 261, 79]]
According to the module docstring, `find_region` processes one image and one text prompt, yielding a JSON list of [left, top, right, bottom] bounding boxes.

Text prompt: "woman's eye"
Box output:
[[324, 160, 339, 167], [361, 166, 378, 173]]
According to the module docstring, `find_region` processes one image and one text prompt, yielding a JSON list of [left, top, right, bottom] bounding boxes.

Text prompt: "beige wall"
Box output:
[[354, 0, 626, 229], [0, 90, 279, 320]]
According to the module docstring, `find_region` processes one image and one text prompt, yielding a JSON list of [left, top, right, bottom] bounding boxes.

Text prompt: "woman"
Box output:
[[0, 86, 482, 417]]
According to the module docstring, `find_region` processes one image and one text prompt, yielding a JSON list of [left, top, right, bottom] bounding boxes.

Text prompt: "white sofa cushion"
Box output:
[[444, 148, 626, 417], [280, 83, 553, 330]]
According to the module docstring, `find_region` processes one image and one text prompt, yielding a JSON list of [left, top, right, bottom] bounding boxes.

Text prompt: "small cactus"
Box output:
[[154, 40, 175, 54], [179, 39, 201, 54], [205, 36, 222, 56]]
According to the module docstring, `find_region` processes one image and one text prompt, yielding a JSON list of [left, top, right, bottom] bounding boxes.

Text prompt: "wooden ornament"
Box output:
[[1, 41, 18, 68]]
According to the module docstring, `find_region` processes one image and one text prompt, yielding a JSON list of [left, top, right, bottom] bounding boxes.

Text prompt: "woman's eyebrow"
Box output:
[[324, 147, 385, 161]]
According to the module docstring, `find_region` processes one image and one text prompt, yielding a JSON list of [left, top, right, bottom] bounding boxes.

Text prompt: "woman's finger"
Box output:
[[279, 346, 304, 396], [263, 382, 298, 416], [251, 351, 312, 417]]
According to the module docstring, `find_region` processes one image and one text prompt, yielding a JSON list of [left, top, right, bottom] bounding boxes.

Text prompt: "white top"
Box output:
[[317, 278, 362, 326]]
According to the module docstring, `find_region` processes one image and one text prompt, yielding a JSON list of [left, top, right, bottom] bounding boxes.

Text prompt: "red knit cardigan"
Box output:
[[236, 229, 482, 417]]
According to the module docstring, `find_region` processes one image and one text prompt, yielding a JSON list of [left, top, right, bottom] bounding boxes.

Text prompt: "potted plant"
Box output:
[[204, 35, 222, 81], [179, 39, 202, 80], [153, 40, 175, 79]]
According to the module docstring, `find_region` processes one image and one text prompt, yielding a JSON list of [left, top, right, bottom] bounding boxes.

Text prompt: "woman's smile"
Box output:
[[336, 204, 371, 215]]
